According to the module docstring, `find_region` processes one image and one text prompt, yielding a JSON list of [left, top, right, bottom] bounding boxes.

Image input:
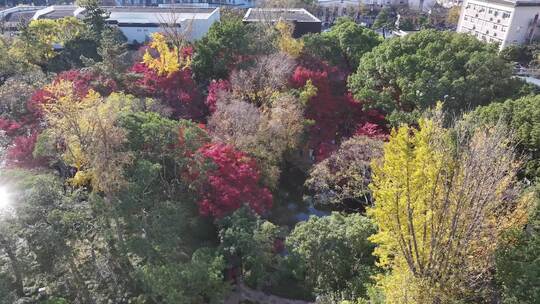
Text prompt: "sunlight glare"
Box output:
[[0, 186, 11, 210]]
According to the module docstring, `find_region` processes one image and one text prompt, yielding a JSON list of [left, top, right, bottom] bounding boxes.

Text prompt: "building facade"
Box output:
[[105, 7, 220, 44], [317, 0, 436, 11], [113, 0, 255, 8], [457, 0, 540, 49], [243, 8, 322, 37], [25, 5, 220, 44]]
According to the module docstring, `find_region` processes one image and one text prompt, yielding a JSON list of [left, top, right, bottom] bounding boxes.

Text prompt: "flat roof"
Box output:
[[105, 6, 217, 14], [31, 5, 219, 24], [243, 8, 321, 23], [469, 0, 540, 7], [105, 7, 219, 24], [41, 6, 78, 19], [3, 10, 36, 22]]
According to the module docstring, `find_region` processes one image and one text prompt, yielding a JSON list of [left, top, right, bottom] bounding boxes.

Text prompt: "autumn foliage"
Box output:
[[206, 79, 231, 113], [197, 143, 273, 218], [28, 70, 116, 118], [290, 64, 386, 160], [5, 132, 43, 168], [131, 45, 203, 119]]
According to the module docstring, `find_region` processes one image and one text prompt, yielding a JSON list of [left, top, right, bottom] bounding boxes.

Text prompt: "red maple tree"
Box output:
[[290, 64, 387, 161], [205, 79, 231, 113], [196, 143, 272, 218], [130, 45, 204, 120]]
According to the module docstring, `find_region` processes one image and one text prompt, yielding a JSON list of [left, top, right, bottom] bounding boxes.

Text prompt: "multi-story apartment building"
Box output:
[[457, 0, 540, 50]]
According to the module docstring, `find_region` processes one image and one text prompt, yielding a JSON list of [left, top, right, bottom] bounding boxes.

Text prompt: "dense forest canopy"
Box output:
[[0, 2, 538, 304]]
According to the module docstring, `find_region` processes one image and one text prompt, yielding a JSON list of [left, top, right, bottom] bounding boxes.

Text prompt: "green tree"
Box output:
[[500, 44, 535, 64], [348, 30, 525, 122], [192, 16, 254, 83], [0, 171, 96, 302], [466, 94, 540, 178], [77, 0, 111, 41], [286, 213, 377, 301], [303, 17, 381, 70], [140, 248, 230, 304], [116, 111, 214, 263], [495, 190, 540, 304], [217, 207, 282, 289], [84, 27, 130, 84], [10, 17, 86, 68], [0, 37, 38, 84], [372, 8, 395, 38]]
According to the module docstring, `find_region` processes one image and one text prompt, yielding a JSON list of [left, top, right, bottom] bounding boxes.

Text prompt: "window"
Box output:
[[493, 24, 497, 29], [502, 12, 510, 18]]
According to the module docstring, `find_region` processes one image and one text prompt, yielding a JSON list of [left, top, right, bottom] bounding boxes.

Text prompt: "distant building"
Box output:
[[407, 0, 436, 11], [105, 7, 220, 44], [457, 0, 540, 50], [317, 0, 436, 12], [33, 5, 83, 20], [0, 6, 44, 31], [28, 5, 220, 44], [243, 8, 321, 37], [437, 0, 462, 8], [114, 0, 256, 8]]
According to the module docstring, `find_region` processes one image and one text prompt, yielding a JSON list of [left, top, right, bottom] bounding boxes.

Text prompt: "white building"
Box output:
[[30, 5, 220, 44], [106, 7, 220, 44], [317, 0, 436, 11], [114, 0, 256, 8], [457, 0, 540, 50]]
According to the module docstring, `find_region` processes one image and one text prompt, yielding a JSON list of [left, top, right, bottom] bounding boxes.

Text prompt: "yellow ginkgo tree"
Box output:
[[275, 21, 304, 58], [10, 17, 85, 65], [142, 32, 191, 76], [368, 117, 531, 302], [41, 80, 135, 194]]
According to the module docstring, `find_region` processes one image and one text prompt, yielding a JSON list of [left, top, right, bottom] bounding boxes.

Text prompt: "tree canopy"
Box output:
[[348, 30, 526, 124], [303, 17, 381, 70], [0, 11, 539, 304]]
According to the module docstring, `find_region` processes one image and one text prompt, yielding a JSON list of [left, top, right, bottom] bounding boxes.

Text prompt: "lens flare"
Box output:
[[0, 187, 10, 210]]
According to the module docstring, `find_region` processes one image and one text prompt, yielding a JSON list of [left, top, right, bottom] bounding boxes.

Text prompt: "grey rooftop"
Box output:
[[243, 8, 321, 23]]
